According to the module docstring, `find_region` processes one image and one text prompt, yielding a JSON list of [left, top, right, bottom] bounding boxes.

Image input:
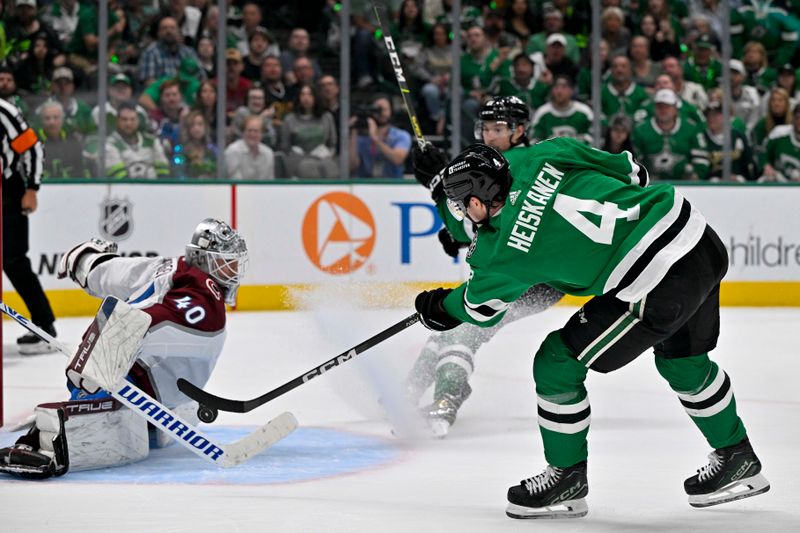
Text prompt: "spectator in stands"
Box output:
[[230, 85, 276, 146], [662, 55, 709, 111], [495, 52, 551, 113], [531, 74, 593, 144], [280, 84, 338, 179], [629, 35, 661, 94], [391, 0, 431, 63], [14, 31, 57, 96], [42, 0, 85, 46], [577, 38, 610, 102], [260, 54, 291, 127], [318, 75, 341, 148], [412, 22, 452, 135], [601, 6, 630, 57], [602, 55, 649, 121], [91, 73, 150, 133], [635, 74, 705, 128], [460, 25, 508, 146], [162, 0, 201, 47], [173, 110, 217, 179], [137, 16, 201, 87], [196, 35, 216, 79], [139, 55, 203, 113], [731, 0, 797, 68], [773, 64, 800, 107], [632, 89, 698, 181], [0, 67, 28, 114], [349, 94, 411, 179], [63, 0, 124, 80], [280, 28, 322, 86], [221, 48, 252, 116], [224, 115, 276, 180], [691, 101, 754, 182], [760, 102, 800, 182], [638, 13, 680, 62], [242, 26, 272, 82], [504, 0, 536, 48], [752, 88, 792, 171], [541, 33, 579, 85], [231, 1, 266, 57], [742, 41, 777, 96], [40, 66, 94, 137], [287, 56, 318, 102], [38, 101, 85, 179], [105, 102, 169, 179], [683, 33, 722, 92], [5, 0, 63, 68], [150, 78, 187, 156], [602, 114, 634, 154], [526, 8, 580, 65], [120, 0, 159, 55], [191, 79, 218, 133], [644, 0, 683, 44], [729, 59, 762, 133], [483, 9, 520, 60], [689, 0, 723, 39]]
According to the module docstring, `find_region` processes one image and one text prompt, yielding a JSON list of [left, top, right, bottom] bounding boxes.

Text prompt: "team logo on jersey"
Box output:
[[99, 197, 134, 241], [302, 192, 376, 274], [509, 190, 521, 205]]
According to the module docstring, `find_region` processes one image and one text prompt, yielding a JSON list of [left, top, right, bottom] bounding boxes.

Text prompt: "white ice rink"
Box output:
[[2, 306, 799, 532]]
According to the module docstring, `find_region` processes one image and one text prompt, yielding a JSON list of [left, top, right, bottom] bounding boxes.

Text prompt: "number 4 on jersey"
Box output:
[[553, 194, 639, 245], [174, 296, 206, 324]]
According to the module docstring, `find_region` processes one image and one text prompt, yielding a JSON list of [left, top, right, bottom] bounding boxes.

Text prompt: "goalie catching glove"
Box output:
[[411, 142, 449, 202], [57, 239, 119, 288], [415, 288, 462, 331]]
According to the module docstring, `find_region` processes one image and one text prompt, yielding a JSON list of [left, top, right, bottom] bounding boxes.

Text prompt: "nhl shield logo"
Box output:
[[99, 198, 134, 241]]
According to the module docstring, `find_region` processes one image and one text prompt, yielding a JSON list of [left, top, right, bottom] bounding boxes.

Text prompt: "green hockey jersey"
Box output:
[[601, 82, 649, 120], [531, 101, 594, 144], [731, 1, 798, 66], [691, 127, 754, 181], [105, 131, 170, 179], [440, 138, 707, 326], [632, 118, 699, 181], [764, 125, 800, 181]]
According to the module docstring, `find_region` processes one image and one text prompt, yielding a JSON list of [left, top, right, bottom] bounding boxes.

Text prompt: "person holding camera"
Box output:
[[348, 94, 411, 178]]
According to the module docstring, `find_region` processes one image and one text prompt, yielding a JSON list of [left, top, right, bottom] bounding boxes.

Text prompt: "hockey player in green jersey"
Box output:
[[413, 139, 770, 518], [406, 96, 562, 437]]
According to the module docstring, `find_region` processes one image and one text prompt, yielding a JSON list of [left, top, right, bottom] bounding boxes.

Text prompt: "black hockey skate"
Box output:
[[421, 394, 460, 438], [685, 437, 770, 508], [17, 324, 57, 355], [506, 461, 588, 519]]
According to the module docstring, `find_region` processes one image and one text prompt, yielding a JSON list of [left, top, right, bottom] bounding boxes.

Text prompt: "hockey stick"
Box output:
[[373, 3, 426, 150], [0, 301, 297, 467], [177, 313, 420, 422]]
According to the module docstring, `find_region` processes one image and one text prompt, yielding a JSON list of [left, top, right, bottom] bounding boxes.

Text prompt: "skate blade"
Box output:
[[506, 498, 588, 519], [428, 418, 450, 439], [689, 473, 771, 508]]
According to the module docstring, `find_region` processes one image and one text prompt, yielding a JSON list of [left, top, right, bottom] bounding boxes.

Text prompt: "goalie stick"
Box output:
[[178, 313, 420, 422], [373, 3, 426, 149], [0, 300, 297, 467]]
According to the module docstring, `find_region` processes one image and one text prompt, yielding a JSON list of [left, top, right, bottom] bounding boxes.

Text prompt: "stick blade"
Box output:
[[219, 412, 298, 468]]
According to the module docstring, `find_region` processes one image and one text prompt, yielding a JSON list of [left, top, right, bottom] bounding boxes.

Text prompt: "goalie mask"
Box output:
[[442, 144, 511, 223], [185, 219, 248, 305]]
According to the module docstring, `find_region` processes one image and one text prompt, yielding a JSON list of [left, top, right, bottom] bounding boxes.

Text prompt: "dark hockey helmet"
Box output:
[[442, 144, 511, 222], [475, 96, 531, 143], [185, 218, 249, 305]]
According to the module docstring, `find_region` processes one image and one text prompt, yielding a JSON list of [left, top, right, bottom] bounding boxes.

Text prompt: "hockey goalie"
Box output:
[[1, 219, 248, 478]]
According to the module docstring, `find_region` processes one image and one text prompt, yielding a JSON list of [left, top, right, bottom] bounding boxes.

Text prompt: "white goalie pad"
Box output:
[[67, 297, 152, 394], [35, 399, 149, 472]]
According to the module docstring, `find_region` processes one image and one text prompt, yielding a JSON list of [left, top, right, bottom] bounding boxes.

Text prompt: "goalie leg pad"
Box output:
[[36, 399, 149, 472]]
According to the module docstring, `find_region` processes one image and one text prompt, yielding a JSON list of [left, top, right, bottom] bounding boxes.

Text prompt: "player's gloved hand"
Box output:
[[57, 239, 119, 288], [411, 142, 448, 202], [438, 228, 470, 258], [415, 288, 462, 331]]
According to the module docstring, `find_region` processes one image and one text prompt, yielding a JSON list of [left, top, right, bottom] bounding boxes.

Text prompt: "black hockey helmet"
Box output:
[[475, 96, 531, 145], [442, 144, 511, 222]]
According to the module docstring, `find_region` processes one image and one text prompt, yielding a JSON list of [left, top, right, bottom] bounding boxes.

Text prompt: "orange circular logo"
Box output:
[[302, 192, 376, 274]]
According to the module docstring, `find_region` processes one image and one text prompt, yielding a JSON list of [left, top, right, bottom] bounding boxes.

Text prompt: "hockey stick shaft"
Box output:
[[0, 301, 296, 467], [373, 3, 426, 149], [177, 313, 420, 416]]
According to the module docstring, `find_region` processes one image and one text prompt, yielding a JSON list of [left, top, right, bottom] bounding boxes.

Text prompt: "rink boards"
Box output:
[[3, 182, 799, 316]]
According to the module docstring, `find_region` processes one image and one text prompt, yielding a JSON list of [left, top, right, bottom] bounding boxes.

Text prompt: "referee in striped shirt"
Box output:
[[0, 95, 57, 354]]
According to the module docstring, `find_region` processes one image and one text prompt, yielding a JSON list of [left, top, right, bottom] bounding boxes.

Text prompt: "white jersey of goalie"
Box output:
[[85, 256, 227, 408]]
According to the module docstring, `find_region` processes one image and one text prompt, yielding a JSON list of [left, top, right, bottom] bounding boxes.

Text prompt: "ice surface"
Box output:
[[2, 307, 798, 532]]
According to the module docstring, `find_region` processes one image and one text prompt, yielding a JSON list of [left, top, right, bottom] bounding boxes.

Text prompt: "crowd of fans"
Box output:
[[2, 0, 800, 182]]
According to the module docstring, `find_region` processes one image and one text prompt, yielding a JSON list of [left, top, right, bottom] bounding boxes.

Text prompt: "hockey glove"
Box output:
[[415, 288, 462, 331], [57, 239, 119, 288], [411, 142, 448, 202], [438, 228, 470, 258]]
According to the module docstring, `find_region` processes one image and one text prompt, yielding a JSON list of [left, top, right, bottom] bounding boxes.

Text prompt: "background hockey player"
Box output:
[[413, 139, 769, 518], [406, 96, 562, 437], [0, 218, 248, 479]]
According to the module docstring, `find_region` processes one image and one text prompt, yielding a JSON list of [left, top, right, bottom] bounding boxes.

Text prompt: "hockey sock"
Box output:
[[655, 353, 747, 449], [533, 331, 590, 468], [432, 357, 473, 405], [405, 338, 442, 403]]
